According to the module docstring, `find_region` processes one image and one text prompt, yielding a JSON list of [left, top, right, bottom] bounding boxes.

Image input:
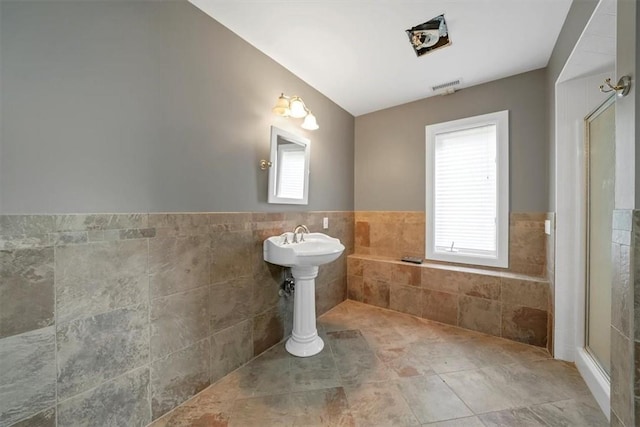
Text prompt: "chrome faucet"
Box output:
[[280, 233, 290, 245], [292, 224, 310, 243]]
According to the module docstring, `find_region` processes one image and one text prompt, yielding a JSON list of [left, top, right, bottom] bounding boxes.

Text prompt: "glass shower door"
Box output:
[[585, 97, 615, 377]]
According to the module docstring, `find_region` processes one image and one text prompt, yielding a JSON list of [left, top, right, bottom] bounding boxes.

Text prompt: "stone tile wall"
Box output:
[[545, 213, 555, 356], [633, 211, 640, 427], [347, 256, 551, 348], [610, 210, 636, 426], [351, 210, 553, 349], [0, 211, 353, 427], [355, 212, 548, 277]]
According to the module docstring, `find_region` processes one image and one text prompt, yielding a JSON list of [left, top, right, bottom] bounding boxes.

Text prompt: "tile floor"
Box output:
[[149, 300, 608, 427]]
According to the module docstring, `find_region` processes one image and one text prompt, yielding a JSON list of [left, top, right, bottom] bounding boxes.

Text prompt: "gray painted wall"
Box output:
[[636, 1, 640, 209], [615, 0, 637, 210], [0, 0, 3, 214], [0, 1, 354, 214], [354, 69, 547, 212], [546, 0, 599, 211], [617, 0, 639, 210]]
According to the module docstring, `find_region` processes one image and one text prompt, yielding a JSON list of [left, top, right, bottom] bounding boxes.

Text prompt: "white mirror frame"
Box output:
[[268, 126, 310, 205]]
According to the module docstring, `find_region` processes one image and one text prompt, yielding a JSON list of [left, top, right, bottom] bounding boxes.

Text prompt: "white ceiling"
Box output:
[[190, 0, 573, 116], [558, 0, 615, 83]]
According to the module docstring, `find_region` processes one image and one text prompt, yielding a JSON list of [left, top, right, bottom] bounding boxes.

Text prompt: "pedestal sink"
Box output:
[[263, 231, 345, 357]]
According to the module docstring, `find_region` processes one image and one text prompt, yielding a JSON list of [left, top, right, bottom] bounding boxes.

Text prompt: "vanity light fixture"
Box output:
[[272, 93, 319, 130]]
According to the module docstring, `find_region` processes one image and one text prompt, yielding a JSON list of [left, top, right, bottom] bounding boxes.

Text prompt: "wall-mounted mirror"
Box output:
[[268, 126, 310, 204]]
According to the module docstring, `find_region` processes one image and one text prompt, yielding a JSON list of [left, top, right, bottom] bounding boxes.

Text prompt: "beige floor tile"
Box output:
[[520, 359, 593, 398], [326, 329, 392, 385], [440, 367, 523, 414], [289, 349, 342, 392], [422, 416, 485, 426], [383, 348, 437, 378], [455, 338, 522, 367], [478, 407, 547, 426], [151, 300, 606, 427], [225, 342, 344, 398], [396, 375, 473, 424], [360, 326, 439, 378], [230, 352, 294, 398], [410, 340, 482, 374], [289, 387, 356, 426], [149, 399, 234, 427], [345, 381, 420, 426], [229, 387, 356, 427], [440, 362, 572, 414], [360, 325, 416, 351], [229, 393, 294, 427], [530, 397, 609, 426], [292, 415, 355, 427]]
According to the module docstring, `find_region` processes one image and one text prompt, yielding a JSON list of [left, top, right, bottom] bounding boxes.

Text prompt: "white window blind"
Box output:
[[434, 124, 497, 256], [276, 145, 305, 199], [425, 110, 509, 268]]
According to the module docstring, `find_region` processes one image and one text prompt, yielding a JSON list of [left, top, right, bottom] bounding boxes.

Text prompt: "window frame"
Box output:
[[425, 110, 509, 268]]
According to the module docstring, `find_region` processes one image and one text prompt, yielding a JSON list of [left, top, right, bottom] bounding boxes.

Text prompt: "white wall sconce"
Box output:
[[272, 93, 319, 130]]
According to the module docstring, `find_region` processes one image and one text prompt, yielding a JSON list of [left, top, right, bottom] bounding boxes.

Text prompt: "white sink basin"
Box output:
[[263, 232, 345, 267], [263, 231, 344, 357]]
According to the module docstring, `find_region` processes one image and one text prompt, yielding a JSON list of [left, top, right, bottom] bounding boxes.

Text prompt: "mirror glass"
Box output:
[[268, 126, 310, 204]]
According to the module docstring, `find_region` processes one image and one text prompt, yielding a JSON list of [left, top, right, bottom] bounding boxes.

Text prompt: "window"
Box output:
[[425, 110, 509, 268], [276, 142, 306, 199]]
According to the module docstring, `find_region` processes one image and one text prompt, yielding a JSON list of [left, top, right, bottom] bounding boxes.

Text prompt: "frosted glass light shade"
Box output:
[[289, 97, 307, 118], [272, 94, 291, 116], [301, 112, 319, 130]]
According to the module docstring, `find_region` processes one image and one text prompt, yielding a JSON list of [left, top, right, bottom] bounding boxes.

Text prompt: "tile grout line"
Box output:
[[524, 403, 556, 427], [435, 371, 479, 422], [393, 375, 427, 425], [209, 229, 215, 389], [54, 242, 59, 427], [206, 235, 213, 399], [55, 366, 150, 409], [147, 234, 152, 424], [56, 299, 150, 332], [150, 281, 211, 303]]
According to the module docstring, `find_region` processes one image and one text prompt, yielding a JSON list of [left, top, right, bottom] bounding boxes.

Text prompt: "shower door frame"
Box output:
[[583, 94, 615, 381], [554, 71, 613, 419]]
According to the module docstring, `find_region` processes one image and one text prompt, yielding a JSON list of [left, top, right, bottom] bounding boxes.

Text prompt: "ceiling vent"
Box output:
[[432, 79, 461, 92], [431, 79, 461, 95]]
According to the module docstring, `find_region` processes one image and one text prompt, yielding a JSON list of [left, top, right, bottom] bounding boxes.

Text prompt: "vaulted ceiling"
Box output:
[[191, 0, 573, 116]]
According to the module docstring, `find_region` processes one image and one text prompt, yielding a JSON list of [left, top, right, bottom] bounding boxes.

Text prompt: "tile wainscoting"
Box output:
[[355, 211, 548, 277], [545, 213, 555, 356], [0, 211, 353, 427], [347, 256, 550, 348], [0, 210, 555, 426], [610, 210, 638, 427], [351, 211, 552, 349]]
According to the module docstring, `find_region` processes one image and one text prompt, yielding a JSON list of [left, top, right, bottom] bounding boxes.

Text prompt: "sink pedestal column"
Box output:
[[286, 265, 324, 357]]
